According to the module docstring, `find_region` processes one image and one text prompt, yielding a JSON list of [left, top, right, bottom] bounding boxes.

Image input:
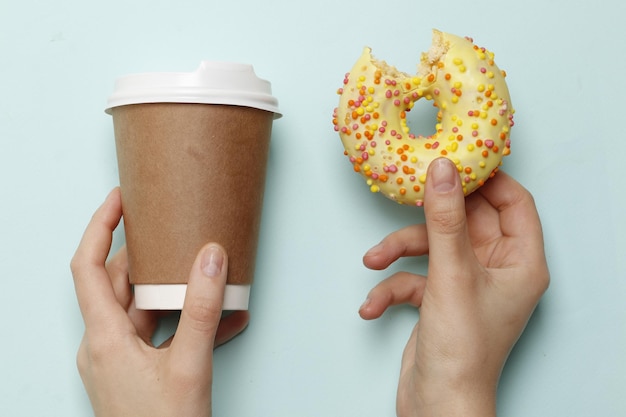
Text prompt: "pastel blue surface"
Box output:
[[1, 0, 625, 415]]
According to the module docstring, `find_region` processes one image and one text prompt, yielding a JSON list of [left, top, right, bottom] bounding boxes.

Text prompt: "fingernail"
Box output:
[[201, 245, 224, 278], [430, 158, 457, 192]]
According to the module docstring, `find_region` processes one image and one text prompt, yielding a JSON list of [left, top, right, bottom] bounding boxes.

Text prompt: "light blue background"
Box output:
[[1, 0, 625, 415]]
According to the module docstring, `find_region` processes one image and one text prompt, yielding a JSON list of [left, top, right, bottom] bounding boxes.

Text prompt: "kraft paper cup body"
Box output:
[[107, 62, 280, 310]]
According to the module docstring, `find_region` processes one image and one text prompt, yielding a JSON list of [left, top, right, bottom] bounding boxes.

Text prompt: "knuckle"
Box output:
[[84, 341, 111, 364], [183, 299, 221, 335], [429, 205, 466, 235], [69, 255, 83, 276], [79, 332, 126, 367], [70, 254, 94, 280], [76, 342, 89, 376], [519, 186, 537, 207], [165, 363, 202, 392], [533, 268, 551, 297]]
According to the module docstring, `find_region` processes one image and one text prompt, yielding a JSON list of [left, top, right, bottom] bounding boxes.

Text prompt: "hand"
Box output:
[[360, 159, 549, 416], [71, 188, 249, 417]]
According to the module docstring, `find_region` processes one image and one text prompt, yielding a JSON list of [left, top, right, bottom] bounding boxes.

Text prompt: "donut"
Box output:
[[332, 30, 514, 206]]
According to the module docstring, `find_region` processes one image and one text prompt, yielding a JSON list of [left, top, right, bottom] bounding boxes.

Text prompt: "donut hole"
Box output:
[[404, 98, 439, 138]]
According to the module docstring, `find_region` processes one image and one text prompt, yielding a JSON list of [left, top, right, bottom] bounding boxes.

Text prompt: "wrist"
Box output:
[[414, 389, 497, 417], [399, 364, 498, 417]]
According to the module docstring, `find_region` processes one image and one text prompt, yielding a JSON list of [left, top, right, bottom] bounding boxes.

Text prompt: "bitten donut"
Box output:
[[332, 30, 514, 206]]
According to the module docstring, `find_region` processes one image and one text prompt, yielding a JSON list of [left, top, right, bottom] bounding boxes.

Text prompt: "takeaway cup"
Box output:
[[106, 61, 280, 310]]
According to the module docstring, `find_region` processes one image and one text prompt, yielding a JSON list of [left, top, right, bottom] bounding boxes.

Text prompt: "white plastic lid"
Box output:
[[105, 61, 281, 118], [134, 284, 251, 310]]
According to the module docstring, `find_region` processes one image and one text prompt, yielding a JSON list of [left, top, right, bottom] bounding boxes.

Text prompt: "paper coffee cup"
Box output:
[[106, 61, 280, 310]]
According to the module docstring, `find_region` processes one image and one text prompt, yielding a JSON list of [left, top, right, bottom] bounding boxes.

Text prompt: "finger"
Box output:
[[477, 172, 549, 285], [464, 191, 504, 251], [477, 171, 543, 242], [158, 311, 249, 350], [215, 311, 250, 347], [363, 224, 428, 270], [423, 158, 476, 273], [104, 244, 159, 342], [359, 272, 427, 320], [105, 246, 132, 309], [126, 304, 161, 345], [170, 243, 228, 372], [71, 188, 132, 333]]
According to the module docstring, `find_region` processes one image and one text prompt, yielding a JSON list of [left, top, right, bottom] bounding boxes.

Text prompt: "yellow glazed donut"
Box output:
[[332, 30, 514, 206]]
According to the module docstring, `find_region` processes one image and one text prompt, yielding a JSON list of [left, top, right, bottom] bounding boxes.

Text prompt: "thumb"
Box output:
[[424, 158, 474, 273], [170, 243, 227, 370]]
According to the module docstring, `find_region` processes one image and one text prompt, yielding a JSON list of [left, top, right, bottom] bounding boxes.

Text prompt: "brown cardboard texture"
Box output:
[[113, 103, 273, 286]]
